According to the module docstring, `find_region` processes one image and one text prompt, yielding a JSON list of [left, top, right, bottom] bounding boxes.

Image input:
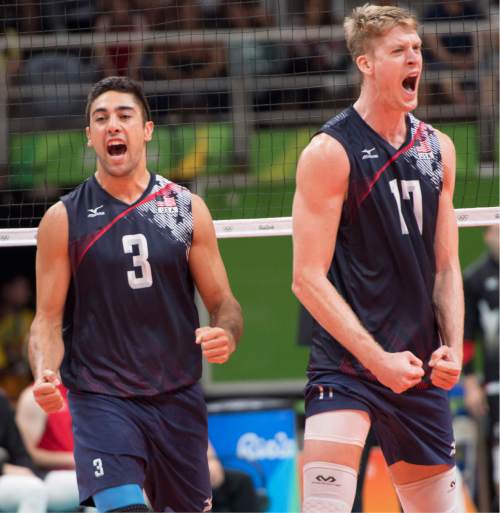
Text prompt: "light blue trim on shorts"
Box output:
[[93, 484, 145, 512]]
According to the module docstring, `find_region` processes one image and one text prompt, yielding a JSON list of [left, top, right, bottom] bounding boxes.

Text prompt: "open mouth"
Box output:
[[402, 75, 418, 92], [107, 142, 127, 156]]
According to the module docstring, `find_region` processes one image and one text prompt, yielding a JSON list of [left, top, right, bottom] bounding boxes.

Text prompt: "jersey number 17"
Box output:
[[389, 179, 423, 235]]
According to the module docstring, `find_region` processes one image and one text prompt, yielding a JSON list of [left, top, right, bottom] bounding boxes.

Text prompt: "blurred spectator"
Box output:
[[219, 0, 274, 28], [422, 0, 486, 104], [0, 389, 48, 513], [1, 1, 95, 34], [147, 0, 228, 116], [42, 0, 97, 32], [463, 225, 499, 512], [94, 0, 147, 80], [0, 27, 22, 86], [0, 276, 34, 402], [1, 1, 41, 34], [143, 0, 218, 31], [16, 384, 79, 512], [285, 0, 348, 110], [19, 50, 99, 117], [289, 0, 336, 26], [208, 442, 261, 512]]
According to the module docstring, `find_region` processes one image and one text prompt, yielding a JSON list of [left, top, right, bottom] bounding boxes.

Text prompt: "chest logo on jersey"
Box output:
[[155, 195, 178, 215], [88, 205, 105, 218], [361, 147, 379, 160], [415, 137, 434, 160]]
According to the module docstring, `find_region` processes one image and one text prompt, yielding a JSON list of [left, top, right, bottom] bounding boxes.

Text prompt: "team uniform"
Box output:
[[60, 173, 211, 511], [305, 106, 456, 466]]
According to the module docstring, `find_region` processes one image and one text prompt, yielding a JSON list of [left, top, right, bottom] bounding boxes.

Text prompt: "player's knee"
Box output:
[[302, 462, 358, 513], [394, 466, 462, 513], [304, 410, 370, 470], [93, 484, 150, 513]]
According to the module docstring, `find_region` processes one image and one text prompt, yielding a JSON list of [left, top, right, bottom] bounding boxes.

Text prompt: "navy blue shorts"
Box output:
[[305, 373, 456, 467], [68, 383, 211, 512]]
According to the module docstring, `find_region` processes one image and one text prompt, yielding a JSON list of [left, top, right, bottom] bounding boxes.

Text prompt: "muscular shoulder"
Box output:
[[38, 202, 69, 249], [191, 194, 215, 243], [296, 133, 350, 196], [39, 201, 68, 231]]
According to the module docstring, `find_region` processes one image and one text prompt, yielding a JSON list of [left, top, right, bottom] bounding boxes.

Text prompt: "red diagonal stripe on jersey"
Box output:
[[357, 121, 424, 207], [77, 181, 176, 267]]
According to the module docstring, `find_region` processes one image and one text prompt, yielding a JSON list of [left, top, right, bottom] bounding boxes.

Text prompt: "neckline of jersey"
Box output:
[[349, 106, 412, 153], [91, 172, 155, 208]]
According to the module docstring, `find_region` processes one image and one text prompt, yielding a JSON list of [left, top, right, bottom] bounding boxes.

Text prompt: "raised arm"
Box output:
[[292, 134, 424, 393], [428, 131, 464, 389], [28, 201, 71, 412], [189, 194, 243, 364]]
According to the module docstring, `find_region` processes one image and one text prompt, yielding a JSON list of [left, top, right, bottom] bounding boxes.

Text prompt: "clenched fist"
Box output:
[[196, 326, 235, 364], [428, 346, 461, 390], [33, 370, 64, 413]]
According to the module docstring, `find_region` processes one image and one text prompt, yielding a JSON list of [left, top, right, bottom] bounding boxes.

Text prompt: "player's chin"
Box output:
[[400, 97, 418, 112]]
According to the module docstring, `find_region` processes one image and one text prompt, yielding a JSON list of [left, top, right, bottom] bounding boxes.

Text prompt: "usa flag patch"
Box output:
[[156, 195, 178, 214]]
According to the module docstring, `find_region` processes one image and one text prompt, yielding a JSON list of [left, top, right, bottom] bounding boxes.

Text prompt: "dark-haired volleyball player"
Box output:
[[292, 5, 463, 512], [29, 76, 243, 513]]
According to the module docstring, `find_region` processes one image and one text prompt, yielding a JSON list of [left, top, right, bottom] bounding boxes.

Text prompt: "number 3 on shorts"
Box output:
[[93, 457, 104, 477]]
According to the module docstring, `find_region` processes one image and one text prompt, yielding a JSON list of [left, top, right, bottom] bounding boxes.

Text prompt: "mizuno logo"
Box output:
[[316, 475, 336, 483], [88, 205, 105, 218], [361, 147, 379, 159]]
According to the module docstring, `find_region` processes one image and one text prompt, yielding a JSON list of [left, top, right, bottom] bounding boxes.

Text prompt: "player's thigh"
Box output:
[[372, 385, 455, 470], [389, 461, 453, 485], [68, 391, 148, 505], [304, 409, 371, 471], [144, 383, 212, 512]]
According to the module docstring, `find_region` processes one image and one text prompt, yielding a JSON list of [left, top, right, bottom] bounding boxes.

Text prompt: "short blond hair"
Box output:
[[344, 4, 417, 61]]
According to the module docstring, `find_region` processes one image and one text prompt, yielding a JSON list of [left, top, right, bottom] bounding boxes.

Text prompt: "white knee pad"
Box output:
[[395, 467, 462, 513], [304, 410, 371, 446], [302, 462, 357, 513]]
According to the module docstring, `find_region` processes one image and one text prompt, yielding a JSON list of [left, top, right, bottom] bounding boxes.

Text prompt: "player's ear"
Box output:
[[144, 120, 154, 142], [356, 53, 373, 76], [85, 126, 92, 147]]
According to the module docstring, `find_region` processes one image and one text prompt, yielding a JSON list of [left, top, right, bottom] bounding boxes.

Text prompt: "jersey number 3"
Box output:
[[389, 179, 423, 235], [122, 234, 153, 289]]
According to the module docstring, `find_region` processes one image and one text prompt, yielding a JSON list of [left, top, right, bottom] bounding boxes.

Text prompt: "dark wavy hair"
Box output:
[[85, 76, 152, 124]]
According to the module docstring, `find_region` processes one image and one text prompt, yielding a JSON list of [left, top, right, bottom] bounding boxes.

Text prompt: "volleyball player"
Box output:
[[292, 5, 463, 512], [28, 76, 243, 512]]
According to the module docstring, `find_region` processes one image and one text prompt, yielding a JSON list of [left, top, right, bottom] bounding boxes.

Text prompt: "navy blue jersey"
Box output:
[[60, 173, 200, 397], [308, 107, 444, 384]]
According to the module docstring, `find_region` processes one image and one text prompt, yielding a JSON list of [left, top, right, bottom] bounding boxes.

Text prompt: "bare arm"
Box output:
[[28, 202, 71, 412], [16, 387, 75, 470], [189, 195, 243, 364], [292, 134, 424, 393], [207, 441, 225, 488], [429, 131, 464, 389]]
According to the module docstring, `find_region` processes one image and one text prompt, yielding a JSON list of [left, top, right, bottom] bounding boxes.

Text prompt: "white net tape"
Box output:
[[0, 207, 498, 247]]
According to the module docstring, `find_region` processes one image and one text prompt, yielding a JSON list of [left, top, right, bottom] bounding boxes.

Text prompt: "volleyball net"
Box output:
[[0, 0, 498, 246]]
